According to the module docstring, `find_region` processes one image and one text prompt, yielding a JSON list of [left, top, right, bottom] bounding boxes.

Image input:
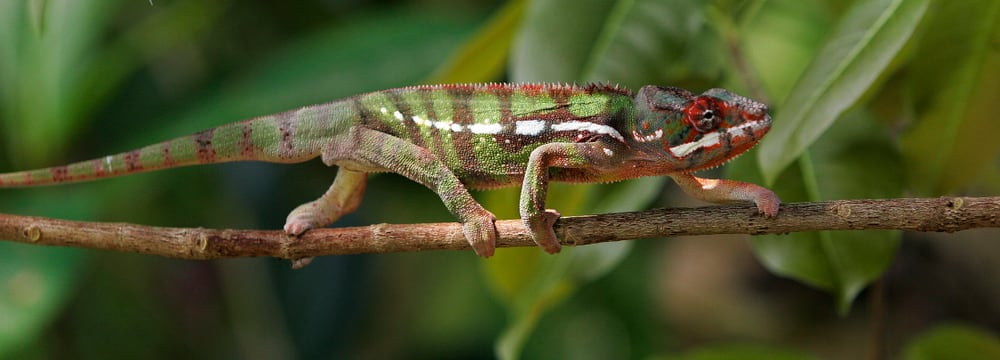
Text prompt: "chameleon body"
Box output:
[[0, 83, 780, 257]]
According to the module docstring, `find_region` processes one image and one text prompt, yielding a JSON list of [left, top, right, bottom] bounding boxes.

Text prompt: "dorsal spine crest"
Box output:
[[398, 82, 632, 97]]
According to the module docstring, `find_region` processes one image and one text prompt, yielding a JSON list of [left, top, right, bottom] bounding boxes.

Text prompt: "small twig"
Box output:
[[1, 197, 997, 261]]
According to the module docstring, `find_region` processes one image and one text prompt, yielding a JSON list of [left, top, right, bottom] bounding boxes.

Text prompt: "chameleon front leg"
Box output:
[[323, 127, 498, 257], [520, 142, 624, 254], [284, 168, 368, 235], [668, 173, 780, 216]]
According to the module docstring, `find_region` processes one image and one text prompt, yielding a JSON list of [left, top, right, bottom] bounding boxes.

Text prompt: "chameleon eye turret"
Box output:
[[683, 96, 724, 133]]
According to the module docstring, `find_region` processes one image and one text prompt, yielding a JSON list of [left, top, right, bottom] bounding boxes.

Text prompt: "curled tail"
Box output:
[[0, 102, 350, 187]]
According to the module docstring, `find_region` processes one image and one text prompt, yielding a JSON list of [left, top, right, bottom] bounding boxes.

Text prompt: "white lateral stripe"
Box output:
[[514, 120, 546, 135], [550, 121, 624, 142], [669, 132, 719, 157], [467, 123, 503, 134], [667, 120, 765, 157], [408, 114, 464, 132]]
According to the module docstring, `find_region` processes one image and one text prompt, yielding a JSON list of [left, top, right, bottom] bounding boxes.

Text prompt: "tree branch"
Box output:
[[1, 196, 997, 261]]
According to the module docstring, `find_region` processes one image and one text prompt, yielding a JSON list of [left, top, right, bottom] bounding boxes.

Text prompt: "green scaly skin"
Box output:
[[0, 83, 781, 257]]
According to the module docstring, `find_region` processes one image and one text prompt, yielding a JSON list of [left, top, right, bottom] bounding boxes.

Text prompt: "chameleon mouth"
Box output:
[[667, 115, 771, 159]]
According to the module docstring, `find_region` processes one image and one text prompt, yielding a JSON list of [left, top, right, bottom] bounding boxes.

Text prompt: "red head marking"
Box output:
[[684, 97, 728, 133]]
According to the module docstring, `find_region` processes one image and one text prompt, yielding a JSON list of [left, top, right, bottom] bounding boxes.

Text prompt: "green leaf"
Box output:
[[903, 323, 1000, 360], [427, 0, 525, 84], [738, 0, 832, 103], [757, 0, 929, 184], [900, 0, 1000, 194], [735, 110, 902, 314]]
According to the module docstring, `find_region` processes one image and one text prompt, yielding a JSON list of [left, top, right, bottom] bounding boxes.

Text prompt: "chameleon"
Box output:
[[0, 83, 780, 257]]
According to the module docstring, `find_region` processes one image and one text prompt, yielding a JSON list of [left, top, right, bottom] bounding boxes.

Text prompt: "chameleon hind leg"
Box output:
[[284, 168, 368, 235], [322, 127, 498, 257]]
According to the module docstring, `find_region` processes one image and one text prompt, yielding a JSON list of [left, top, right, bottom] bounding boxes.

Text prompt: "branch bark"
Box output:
[[1, 196, 997, 261]]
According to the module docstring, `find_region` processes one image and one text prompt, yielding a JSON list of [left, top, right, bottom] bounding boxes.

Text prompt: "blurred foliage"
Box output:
[[903, 324, 1000, 360], [0, 0, 998, 359]]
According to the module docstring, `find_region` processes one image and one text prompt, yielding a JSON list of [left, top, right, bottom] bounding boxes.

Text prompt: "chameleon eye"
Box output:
[[685, 98, 722, 133], [701, 110, 716, 122]]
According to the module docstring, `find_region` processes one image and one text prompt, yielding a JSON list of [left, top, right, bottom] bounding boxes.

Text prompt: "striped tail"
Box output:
[[0, 102, 347, 188]]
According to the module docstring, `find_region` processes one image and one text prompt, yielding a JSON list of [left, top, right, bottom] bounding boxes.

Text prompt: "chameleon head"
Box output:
[[631, 86, 771, 171]]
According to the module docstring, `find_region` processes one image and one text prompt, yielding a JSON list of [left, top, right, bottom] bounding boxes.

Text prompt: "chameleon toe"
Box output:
[[521, 209, 562, 254], [463, 216, 497, 257], [283, 222, 310, 236]]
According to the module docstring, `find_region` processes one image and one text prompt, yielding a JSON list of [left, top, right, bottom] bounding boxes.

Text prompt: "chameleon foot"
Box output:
[[753, 190, 781, 218], [463, 212, 498, 257], [284, 202, 331, 235], [524, 209, 562, 254], [283, 208, 319, 270]]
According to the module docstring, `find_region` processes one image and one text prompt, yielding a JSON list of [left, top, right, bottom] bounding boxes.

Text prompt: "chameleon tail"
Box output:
[[0, 102, 348, 188]]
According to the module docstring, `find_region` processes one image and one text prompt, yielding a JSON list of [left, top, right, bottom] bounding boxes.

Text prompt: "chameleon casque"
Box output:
[[0, 83, 780, 257]]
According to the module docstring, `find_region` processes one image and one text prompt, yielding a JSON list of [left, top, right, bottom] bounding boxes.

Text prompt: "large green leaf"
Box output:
[[757, 0, 929, 184], [900, 0, 1000, 194]]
